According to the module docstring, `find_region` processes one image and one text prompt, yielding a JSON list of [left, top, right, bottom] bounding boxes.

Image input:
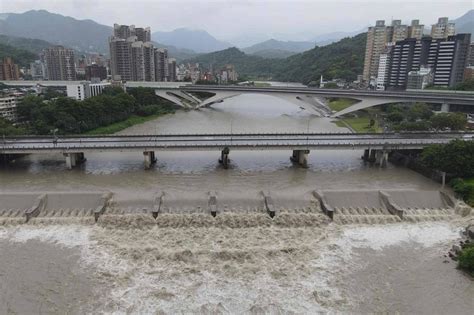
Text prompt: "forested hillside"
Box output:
[[183, 47, 282, 79], [273, 33, 367, 84], [0, 35, 52, 54], [184, 33, 366, 83], [0, 42, 37, 67]]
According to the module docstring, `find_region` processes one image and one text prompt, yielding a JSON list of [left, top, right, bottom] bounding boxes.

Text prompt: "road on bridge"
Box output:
[[2, 132, 472, 154]]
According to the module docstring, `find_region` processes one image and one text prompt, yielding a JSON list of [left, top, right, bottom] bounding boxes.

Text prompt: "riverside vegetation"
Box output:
[[0, 87, 176, 136]]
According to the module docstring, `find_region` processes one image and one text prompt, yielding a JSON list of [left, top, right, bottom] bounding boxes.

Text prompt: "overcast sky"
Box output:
[[2, 0, 472, 44]]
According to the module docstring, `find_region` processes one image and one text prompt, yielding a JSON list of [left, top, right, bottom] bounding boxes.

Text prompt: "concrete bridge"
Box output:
[[151, 85, 474, 117], [1, 132, 471, 169], [2, 80, 473, 117]]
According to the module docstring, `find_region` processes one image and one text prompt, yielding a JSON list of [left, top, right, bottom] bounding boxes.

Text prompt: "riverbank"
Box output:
[[327, 98, 357, 112], [334, 113, 382, 133], [83, 111, 175, 135]]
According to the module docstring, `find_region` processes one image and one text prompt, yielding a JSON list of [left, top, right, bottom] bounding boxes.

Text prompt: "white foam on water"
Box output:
[[3, 225, 92, 248], [0, 221, 466, 313], [339, 222, 461, 250]]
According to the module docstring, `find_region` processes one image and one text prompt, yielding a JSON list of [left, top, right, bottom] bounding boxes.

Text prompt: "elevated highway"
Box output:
[[2, 80, 473, 116], [1, 132, 472, 169], [156, 85, 474, 116]]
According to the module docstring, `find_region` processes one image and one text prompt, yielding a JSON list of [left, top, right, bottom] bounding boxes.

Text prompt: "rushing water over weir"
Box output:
[[0, 93, 473, 314]]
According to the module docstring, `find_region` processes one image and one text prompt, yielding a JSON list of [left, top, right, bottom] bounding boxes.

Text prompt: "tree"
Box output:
[[324, 82, 338, 89], [407, 103, 433, 121], [453, 79, 474, 91], [430, 113, 467, 131], [387, 111, 404, 123], [421, 140, 474, 178]]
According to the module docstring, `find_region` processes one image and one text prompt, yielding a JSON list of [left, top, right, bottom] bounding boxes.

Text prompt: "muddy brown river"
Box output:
[[0, 93, 472, 313]]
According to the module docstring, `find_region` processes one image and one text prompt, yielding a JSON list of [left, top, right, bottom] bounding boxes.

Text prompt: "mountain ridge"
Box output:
[[152, 28, 232, 53]]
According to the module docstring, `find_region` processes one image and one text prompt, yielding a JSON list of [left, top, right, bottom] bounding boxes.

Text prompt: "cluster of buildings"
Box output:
[[176, 63, 238, 84], [363, 17, 473, 90], [109, 24, 176, 82]]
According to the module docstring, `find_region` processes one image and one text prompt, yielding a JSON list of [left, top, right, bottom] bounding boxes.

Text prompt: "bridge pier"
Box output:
[[219, 147, 230, 169], [374, 150, 389, 168], [0, 153, 21, 164], [441, 103, 450, 112], [143, 151, 157, 169], [64, 152, 86, 169], [362, 149, 370, 161], [290, 150, 310, 168]]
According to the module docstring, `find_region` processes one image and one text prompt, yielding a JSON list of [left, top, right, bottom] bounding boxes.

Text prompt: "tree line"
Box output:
[[1, 87, 175, 136], [384, 103, 467, 131]]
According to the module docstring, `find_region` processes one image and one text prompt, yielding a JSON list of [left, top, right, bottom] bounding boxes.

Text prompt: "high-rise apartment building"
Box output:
[[85, 64, 107, 81], [364, 16, 459, 87], [109, 24, 160, 82], [0, 57, 20, 80], [390, 20, 408, 42], [408, 20, 424, 40], [109, 37, 133, 81], [431, 17, 455, 39], [154, 48, 169, 81], [363, 20, 391, 82], [385, 34, 471, 89], [388, 38, 421, 88], [376, 44, 393, 90], [143, 42, 155, 82], [135, 27, 151, 42], [467, 43, 474, 67], [168, 58, 177, 82], [43, 46, 76, 81], [131, 41, 146, 81], [114, 24, 135, 39]]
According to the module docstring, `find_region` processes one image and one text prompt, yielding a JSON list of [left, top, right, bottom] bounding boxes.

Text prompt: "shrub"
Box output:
[[458, 244, 474, 275]]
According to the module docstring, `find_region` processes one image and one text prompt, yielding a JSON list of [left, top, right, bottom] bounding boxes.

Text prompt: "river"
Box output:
[[0, 92, 472, 313]]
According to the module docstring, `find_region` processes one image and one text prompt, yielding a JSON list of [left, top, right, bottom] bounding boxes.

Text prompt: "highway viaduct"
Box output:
[[1, 132, 472, 169], [2, 80, 473, 117]]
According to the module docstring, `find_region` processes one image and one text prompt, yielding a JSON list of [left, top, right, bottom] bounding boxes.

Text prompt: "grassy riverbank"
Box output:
[[83, 112, 172, 135], [335, 114, 382, 133], [327, 98, 357, 112]]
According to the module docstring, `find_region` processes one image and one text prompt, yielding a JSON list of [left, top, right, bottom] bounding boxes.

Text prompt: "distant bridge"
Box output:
[[2, 80, 473, 117], [152, 85, 474, 116], [1, 132, 471, 169]]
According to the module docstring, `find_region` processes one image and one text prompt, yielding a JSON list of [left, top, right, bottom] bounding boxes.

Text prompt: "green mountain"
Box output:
[[185, 33, 367, 83], [243, 39, 315, 55], [273, 33, 367, 84], [0, 10, 196, 60], [0, 34, 53, 54], [454, 9, 474, 35], [0, 42, 37, 67], [249, 49, 296, 59], [183, 47, 281, 79], [0, 10, 111, 53]]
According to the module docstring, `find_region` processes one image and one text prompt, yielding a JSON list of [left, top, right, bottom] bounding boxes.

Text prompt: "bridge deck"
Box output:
[[1, 133, 471, 154]]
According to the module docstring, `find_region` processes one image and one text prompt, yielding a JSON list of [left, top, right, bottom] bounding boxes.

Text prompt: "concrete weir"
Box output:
[[0, 192, 112, 222], [313, 189, 457, 221]]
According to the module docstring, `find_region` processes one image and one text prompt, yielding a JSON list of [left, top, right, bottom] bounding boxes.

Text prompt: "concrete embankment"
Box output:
[[0, 189, 470, 227]]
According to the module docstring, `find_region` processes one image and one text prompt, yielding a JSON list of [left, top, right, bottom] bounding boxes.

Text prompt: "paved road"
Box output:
[[2, 133, 472, 154], [177, 85, 474, 105]]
